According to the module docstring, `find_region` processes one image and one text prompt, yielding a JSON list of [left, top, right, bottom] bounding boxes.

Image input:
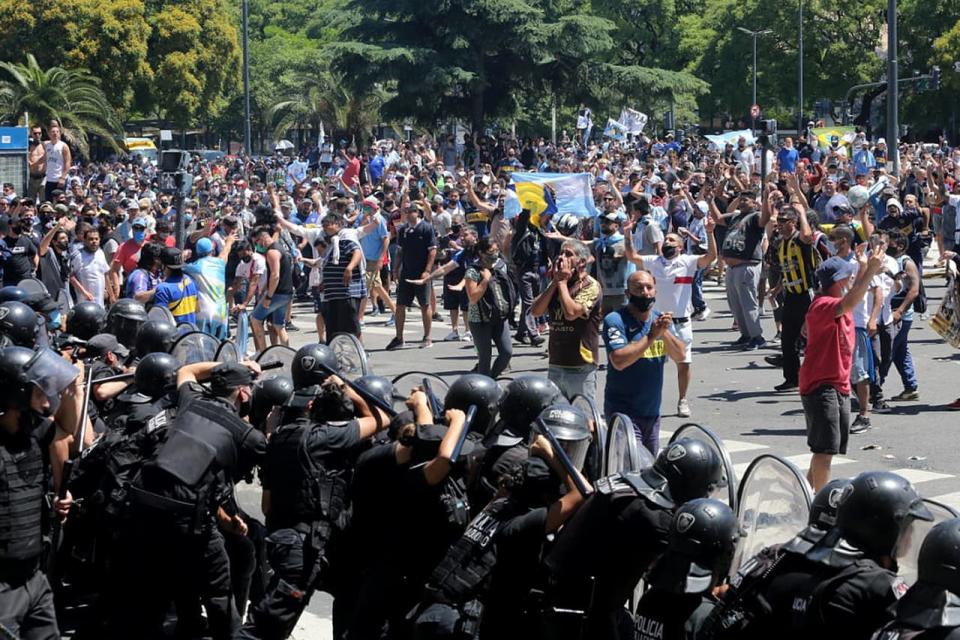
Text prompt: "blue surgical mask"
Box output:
[[184, 213, 193, 225], [133, 229, 146, 243], [47, 310, 61, 330]]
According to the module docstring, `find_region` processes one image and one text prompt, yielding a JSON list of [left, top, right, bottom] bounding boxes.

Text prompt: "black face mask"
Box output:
[[661, 244, 678, 259], [242, 255, 253, 263], [885, 246, 899, 258], [629, 294, 656, 312]]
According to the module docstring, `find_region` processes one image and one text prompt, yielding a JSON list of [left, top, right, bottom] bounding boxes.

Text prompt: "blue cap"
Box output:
[[195, 237, 214, 257]]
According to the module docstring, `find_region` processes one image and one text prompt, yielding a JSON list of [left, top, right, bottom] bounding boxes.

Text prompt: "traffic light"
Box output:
[[931, 65, 941, 91]]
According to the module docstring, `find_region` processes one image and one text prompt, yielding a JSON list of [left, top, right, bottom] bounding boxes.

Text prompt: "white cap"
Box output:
[[877, 138, 886, 145]]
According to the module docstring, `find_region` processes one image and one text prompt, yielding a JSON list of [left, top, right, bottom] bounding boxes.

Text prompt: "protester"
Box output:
[[464, 237, 514, 377], [388, 203, 436, 350]]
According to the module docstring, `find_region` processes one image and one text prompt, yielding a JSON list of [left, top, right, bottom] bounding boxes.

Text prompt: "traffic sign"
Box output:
[[750, 104, 761, 118]]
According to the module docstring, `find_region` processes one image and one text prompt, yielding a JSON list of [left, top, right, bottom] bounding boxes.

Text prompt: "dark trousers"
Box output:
[[780, 292, 811, 384], [0, 564, 58, 640], [516, 271, 540, 339], [237, 528, 311, 640], [870, 321, 895, 401], [322, 297, 361, 338], [470, 320, 513, 378]]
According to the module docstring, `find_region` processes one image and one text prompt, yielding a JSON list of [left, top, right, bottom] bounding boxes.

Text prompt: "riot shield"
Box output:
[[329, 332, 369, 381], [16, 277, 47, 297], [255, 345, 296, 381], [216, 340, 240, 363], [170, 331, 220, 365], [176, 321, 197, 335], [147, 305, 176, 325], [731, 454, 813, 577], [391, 372, 450, 412], [669, 423, 738, 511], [572, 395, 606, 479], [898, 499, 960, 586], [605, 413, 654, 474]]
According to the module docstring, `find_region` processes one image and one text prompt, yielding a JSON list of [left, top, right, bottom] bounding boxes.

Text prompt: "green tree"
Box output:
[[0, 54, 123, 155]]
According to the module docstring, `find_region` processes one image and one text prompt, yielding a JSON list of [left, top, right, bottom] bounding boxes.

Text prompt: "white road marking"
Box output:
[[888, 468, 954, 485], [292, 610, 333, 640], [929, 492, 960, 512]]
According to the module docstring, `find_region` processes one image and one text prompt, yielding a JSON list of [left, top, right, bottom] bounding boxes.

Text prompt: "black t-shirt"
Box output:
[[634, 589, 715, 640], [397, 219, 437, 279], [720, 210, 765, 262], [1, 234, 37, 286], [347, 442, 409, 567], [268, 241, 294, 295]]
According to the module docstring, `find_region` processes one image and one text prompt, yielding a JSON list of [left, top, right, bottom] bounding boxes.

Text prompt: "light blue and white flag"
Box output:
[[705, 129, 755, 148], [504, 172, 599, 221]]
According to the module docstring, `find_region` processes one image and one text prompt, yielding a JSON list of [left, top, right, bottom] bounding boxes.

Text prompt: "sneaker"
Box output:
[[385, 337, 404, 351], [891, 388, 920, 401], [774, 381, 798, 392], [946, 398, 960, 410], [368, 309, 380, 318], [850, 415, 872, 434], [514, 334, 530, 345], [740, 337, 766, 351], [443, 330, 460, 341], [432, 312, 443, 321], [731, 335, 751, 347], [420, 339, 433, 349], [692, 308, 711, 321], [767, 333, 781, 346], [764, 355, 784, 367], [460, 332, 473, 342], [385, 315, 396, 327], [530, 336, 545, 347], [286, 322, 300, 332], [677, 398, 691, 417], [359, 320, 365, 328], [872, 398, 893, 413]]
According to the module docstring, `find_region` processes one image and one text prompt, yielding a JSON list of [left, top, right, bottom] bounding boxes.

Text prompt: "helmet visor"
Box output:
[[557, 434, 592, 473], [25, 348, 79, 413]]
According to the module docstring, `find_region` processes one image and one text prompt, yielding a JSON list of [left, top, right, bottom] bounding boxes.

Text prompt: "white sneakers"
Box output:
[[677, 398, 691, 417]]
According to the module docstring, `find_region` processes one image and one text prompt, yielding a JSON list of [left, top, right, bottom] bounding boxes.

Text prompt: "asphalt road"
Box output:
[[232, 259, 960, 638]]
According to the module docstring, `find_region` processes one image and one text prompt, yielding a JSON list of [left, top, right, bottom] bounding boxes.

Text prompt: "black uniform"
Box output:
[[108, 381, 266, 640], [633, 590, 715, 640], [873, 582, 960, 640], [0, 415, 59, 639], [238, 416, 365, 640], [543, 474, 673, 640]]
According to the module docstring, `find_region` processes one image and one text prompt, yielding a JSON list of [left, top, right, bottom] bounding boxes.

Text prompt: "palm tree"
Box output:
[[0, 54, 123, 156]]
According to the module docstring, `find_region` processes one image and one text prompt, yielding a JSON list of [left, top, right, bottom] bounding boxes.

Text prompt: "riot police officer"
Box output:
[[873, 517, 960, 640], [732, 470, 933, 640], [103, 297, 147, 349], [633, 498, 741, 640], [443, 373, 503, 436], [0, 346, 78, 638], [108, 359, 267, 639], [411, 403, 591, 640], [0, 300, 39, 346], [134, 318, 179, 357], [238, 374, 391, 639], [542, 437, 726, 640], [112, 351, 180, 433], [66, 300, 107, 340]]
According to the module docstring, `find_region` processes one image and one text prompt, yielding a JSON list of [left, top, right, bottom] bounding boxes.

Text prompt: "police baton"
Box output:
[[422, 378, 444, 423], [534, 418, 591, 497], [47, 458, 74, 581], [77, 371, 135, 454], [449, 405, 477, 464], [315, 362, 398, 418]]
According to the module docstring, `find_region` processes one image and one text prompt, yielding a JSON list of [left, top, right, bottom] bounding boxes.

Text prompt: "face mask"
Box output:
[[255, 244, 267, 254], [133, 230, 146, 243], [629, 294, 656, 312], [886, 246, 899, 257], [47, 311, 61, 330], [661, 244, 678, 259], [242, 255, 253, 263], [184, 213, 193, 225], [19, 222, 32, 233], [56, 241, 69, 252]]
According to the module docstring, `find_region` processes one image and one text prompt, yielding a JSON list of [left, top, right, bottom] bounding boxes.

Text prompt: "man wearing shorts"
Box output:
[[624, 218, 717, 418], [387, 204, 436, 350], [357, 197, 396, 323], [799, 253, 883, 491], [251, 225, 293, 350]]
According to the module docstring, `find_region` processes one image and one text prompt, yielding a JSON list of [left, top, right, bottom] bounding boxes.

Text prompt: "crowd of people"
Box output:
[[2, 118, 960, 639]]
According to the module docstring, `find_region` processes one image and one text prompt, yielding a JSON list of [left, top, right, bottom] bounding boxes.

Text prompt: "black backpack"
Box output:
[[478, 260, 518, 324]]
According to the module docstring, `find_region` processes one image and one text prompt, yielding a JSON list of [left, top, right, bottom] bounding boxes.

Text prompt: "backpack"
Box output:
[[477, 260, 517, 324]]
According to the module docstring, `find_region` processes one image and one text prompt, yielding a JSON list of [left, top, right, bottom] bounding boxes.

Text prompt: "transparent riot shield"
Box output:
[[572, 394, 606, 480], [898, 499, 960, 586], [391, 372, 450, 413], [329, 332, 369, 381], [176, 321, 197, 335], [731, 454, 813, 577], [216, 340, 240, 363], [16, 277, 47, 297], [669, 423, 738, 511], [170, 331, 220, 365], [255, 345, 296, 381], [147, 305, 176, 325], [605, 413, 654, 474]]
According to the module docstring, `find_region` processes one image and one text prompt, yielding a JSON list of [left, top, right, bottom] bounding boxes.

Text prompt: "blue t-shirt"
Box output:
[[369, 155, 385, 182], [153, 273, 199, 325], [777, 147, 799, 173], [602, 308, 667, 417], [359, 215, 389, 261]]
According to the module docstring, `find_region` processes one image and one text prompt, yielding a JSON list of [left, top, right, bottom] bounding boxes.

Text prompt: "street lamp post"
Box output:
[[737, 27, 773, 133], [242, 0, 252, 157], [798, 0, 804, 137], [887, 0, 899, 175]]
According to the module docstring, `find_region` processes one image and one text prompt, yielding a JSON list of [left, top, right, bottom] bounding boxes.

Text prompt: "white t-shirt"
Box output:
[[70, 248, 111, 307], [235, 253, 267, 298], [877, 255, 900, 324], [640, 253, 700, 317], [45, 141, 68, 182]]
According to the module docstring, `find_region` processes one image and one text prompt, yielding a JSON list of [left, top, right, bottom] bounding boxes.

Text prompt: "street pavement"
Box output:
[[236, 265, 960, 638]]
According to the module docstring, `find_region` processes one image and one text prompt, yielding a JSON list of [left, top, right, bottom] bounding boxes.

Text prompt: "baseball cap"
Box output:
[[23, 291, 59, 314], [131, 217, 147, 229], [362, 196, 380, 211], [832, 203, 854, 217], [195, 237, 214, 257], [815, 256, 857, 289], [86, 333, 130, 359], [39, 202, 54, 214], [209, 362, 257, 395], [53, 204, 69, 216], [886, 198, 904, 213], [601, 211, 621, 222], [160, 247, 184, 269]]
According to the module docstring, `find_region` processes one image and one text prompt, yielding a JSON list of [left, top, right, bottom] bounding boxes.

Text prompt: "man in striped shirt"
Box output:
[[319, 213, 366, 339], [153, 247, 199, 325]]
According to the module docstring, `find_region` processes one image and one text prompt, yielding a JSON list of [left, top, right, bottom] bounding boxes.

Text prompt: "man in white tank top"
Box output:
[[43, 120, 72, 202]]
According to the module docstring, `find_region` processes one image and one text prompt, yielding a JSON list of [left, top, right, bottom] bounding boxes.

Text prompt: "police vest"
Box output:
[[777, 234, 820, 294], [426, 497, 524, 605], [264, 419, 350, 532], [0, 420, 48, 562]]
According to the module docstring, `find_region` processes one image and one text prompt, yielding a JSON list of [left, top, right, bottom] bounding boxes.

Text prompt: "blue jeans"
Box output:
[[891, 319, 918, 391], [691, 267, 706, 314]]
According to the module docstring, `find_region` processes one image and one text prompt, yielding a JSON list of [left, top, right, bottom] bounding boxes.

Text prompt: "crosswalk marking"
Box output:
[[733, 454, 854, 479], [930, 492, 960, 512], [891, 468, 955, 485], [293, 611, 332, 640]]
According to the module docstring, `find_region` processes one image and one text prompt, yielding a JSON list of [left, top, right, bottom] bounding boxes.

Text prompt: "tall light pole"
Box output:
[[242, 0, 252, 157], [886, 0, 899, 175], [798, 0, 804, 137], [737, 27, 773, 132]]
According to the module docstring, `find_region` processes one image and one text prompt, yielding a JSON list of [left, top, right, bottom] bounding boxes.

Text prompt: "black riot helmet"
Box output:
[[291, 343, 339, 389], [354, 375, 394, 410], [836, 471, 934, 560], [0, 346, 78, 413], [782, 477, 853, 555], [250, 375, 294, 427], [105, 298, 148, 347], [118, 352, 179, 403], [650, 437, 726, 507], [135, 319, 178, 356], [0, 286, 28, 303], [918, 517, 960, 595], [67, 301, 107, 340], [537, 403, 591, 471], [647, 498, 741, 594], [499, 375, 564, 437], [0, 346, 38, 410], [0, 301, 39, 347], [444, 374, 503, 436]]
